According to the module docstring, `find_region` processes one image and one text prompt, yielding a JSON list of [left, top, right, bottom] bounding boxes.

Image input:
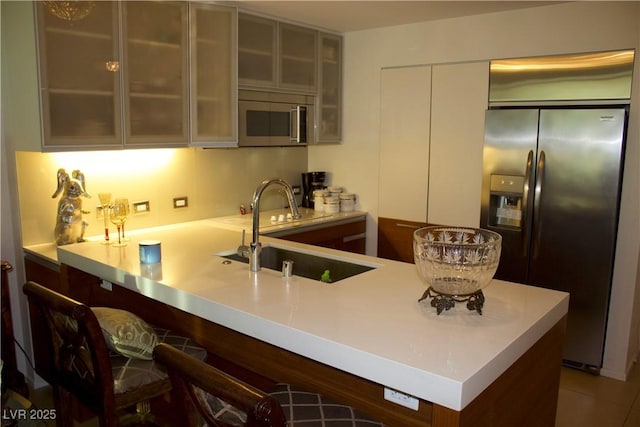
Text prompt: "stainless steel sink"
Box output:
[[221, 245, 376, 283]]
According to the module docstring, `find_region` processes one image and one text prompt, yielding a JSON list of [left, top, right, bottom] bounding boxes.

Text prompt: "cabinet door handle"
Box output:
[[395, 223, 422, 229], [343, 233, 366, 243]]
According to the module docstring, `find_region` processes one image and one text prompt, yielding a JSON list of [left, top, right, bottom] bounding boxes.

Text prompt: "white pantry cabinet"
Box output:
[[378, 61, 489, 259], [379, 66, 431, 221], [428, 61, 489, 227]]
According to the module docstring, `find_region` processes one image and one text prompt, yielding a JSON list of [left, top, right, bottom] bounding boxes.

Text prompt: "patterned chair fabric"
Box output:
[[270, 383, 386, 427], [111, 327, 208, 394], [154, 343, 386, 427]]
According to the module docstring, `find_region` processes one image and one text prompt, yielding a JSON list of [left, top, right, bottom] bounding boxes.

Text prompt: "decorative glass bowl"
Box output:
[[413, 226, 502, 314]]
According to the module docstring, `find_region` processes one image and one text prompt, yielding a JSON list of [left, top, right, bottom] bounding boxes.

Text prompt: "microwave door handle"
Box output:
[[290, 106, 301, 143], [290, 106, 308, 143]]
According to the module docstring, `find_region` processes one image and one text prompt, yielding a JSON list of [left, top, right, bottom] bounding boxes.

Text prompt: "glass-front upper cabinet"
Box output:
[[238, 13, 276, 88], [238, 13, 317, 93], [35, 1, 122, 150], [122, 1, 189, 147], [35, 1, 189, 150], [279, 23, 317, 92], [317, 33, 342, 143], [190, 3, 237, 146]]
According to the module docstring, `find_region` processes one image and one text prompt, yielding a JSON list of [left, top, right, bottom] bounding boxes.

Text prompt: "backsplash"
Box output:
[[16, 147, 308, 246]]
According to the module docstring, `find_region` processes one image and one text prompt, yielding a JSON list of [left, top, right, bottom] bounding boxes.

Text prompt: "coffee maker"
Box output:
[[301, 172, 326, 208]]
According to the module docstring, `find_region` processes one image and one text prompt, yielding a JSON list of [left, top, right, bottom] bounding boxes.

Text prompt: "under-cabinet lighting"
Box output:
[[51, 148, 176, 176]]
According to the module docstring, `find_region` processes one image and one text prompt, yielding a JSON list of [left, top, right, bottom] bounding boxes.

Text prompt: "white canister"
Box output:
[[313, 189, 328, 211], [328, 186, 342, 197], [324, 196, 340, 214], [339, 193, 355, 212]]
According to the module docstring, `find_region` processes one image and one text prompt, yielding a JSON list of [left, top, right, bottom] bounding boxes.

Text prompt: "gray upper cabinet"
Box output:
[[238, 13, 318, 93], [35, 1, 123, 150], [190, 3, 237, 147], [36, 1, 236, 150], [238, 13, 318, 94], [238, 12, 342, 143], [317, 32, 342, 143], [122, 1, 189, 147], [238, 13, 277, 88], [278, 22, 317, 92]]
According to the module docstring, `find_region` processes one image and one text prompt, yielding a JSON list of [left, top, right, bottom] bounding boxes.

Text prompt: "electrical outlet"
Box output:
[[133, 201, 150, 214], [383, 388, 419, 411], [100, 279, 113, 291], [292, 185, 301, 195], [173, 197, 188, 208]]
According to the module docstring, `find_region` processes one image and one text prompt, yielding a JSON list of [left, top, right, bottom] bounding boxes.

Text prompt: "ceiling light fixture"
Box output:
[[44, 1, 96, 22]]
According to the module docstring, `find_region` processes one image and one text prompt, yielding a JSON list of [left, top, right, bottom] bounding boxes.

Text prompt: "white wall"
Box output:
[[308, 1, 640, 379]]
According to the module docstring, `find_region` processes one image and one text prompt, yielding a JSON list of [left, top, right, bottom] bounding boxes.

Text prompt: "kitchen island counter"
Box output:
[[54, 220, 568, 426]]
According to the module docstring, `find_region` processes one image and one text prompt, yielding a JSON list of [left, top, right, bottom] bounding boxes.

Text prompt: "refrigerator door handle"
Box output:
[[532, 150, 546, 259], [522, 150, 534, 256]]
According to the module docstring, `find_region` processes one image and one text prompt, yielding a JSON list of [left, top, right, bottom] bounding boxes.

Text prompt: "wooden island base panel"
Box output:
[[55, 263, 565, 427]]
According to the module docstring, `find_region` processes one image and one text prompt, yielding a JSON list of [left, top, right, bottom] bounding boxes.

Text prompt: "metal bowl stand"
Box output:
[[418, 287, 485, 315]]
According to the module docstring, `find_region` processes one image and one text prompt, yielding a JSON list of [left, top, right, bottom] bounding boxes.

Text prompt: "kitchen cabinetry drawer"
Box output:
[[275, 219, 366, 254], [377, 217, 432, 263]]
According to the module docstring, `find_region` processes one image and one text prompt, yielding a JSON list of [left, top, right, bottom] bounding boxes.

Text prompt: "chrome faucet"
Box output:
[[238, 178, 302, 271]]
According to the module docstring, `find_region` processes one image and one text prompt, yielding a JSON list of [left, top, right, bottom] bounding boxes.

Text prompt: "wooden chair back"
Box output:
[[154, 342, 287, 427], [24, 281, 124, 427]]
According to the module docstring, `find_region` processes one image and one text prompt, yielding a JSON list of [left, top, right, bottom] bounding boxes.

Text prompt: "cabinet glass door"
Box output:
[[190, 3, 237, 146], [36, 1, 122, 149], [238, 14, 276, 87], [279, 23, 317, 91], [317, 33, 342, 142], [122, 1, 188, 146]]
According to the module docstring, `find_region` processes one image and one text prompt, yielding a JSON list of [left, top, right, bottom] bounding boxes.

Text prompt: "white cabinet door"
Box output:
[[428, 61, 489, 227], [379, 66, 431, 222]]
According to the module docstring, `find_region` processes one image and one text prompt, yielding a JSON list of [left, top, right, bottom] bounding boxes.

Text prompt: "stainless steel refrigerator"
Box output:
[[480, 108, 627, 372]]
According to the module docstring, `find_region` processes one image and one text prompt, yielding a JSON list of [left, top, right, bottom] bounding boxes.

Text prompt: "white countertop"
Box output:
[[45, 218, 569, 412]]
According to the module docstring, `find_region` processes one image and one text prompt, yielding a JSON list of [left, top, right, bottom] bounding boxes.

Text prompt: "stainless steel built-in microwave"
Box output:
[[239, 90, 315, 147]]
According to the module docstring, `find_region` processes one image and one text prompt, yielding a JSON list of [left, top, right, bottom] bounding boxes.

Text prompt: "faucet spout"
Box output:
[[242, 178, 301, 272]]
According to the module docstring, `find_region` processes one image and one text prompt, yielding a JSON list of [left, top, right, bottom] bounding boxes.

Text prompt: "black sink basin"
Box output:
[[222, 246, 376, 283]]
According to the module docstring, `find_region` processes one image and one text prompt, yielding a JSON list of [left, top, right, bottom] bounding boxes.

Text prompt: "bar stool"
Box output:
[[23, 281, 207, 427], [154, 343, 386, 427]]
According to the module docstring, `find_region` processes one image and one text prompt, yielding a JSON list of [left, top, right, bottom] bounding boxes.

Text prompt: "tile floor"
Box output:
[[23, 364, 640, 426]]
